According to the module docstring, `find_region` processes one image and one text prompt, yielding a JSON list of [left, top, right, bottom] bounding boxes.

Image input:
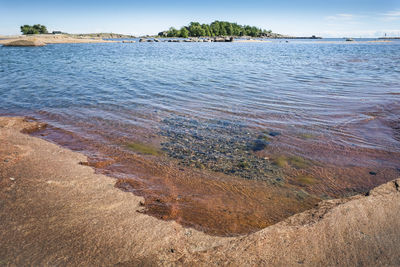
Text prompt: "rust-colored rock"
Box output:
[[0, 116, 399, 266]]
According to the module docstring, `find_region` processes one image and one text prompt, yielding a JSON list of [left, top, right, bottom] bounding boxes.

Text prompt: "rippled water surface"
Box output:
[[1, 39, 400, 235]]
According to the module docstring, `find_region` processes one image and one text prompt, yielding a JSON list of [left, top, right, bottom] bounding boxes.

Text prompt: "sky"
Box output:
[[1, 0, 400, 37]]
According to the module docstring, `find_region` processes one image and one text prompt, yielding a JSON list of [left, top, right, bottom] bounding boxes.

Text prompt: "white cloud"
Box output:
[[325, 13, 356, 21], [381, 10, 400, 21], [318, 29, 400, 38]]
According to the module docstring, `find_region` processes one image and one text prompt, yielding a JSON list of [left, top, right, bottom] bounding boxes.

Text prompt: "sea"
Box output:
[[1, 38, 399, 235]]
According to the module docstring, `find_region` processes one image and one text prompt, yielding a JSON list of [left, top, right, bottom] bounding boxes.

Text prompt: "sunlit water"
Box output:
[[1, 39, 400, 235]]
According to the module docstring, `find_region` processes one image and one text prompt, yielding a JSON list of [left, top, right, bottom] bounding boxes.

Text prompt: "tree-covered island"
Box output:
[[158, 21, 282, 38]]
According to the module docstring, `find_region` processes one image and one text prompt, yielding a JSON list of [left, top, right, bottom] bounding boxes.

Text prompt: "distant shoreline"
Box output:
[[2, 34, 398, 47], [0, 34, 118, 45], [378, 37, 400, 39]]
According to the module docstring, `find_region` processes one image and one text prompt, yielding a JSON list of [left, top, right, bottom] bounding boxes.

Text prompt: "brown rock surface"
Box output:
[[3, 39, 46, 47], [0, 116, 399, 266]]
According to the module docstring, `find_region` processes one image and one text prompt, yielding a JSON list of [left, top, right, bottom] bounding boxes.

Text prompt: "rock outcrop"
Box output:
[[3, 39, 46, 47], [0, 116, 399, 266]]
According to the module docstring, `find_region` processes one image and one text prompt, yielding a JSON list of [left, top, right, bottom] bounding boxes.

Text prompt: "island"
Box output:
[[158, 21, 321, 39]]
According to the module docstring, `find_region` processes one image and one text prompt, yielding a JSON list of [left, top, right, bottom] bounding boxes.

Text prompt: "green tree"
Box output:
[[20, 24, 48, 35], [219, 25, 227, 36], [159, 21, 272, 38], [226, 24, 234, 35], [202, 24, 211, 37], [167, 27, 179, 37], [210, 21, 220, 36], [180, 27, 189, 38], [190, 25, 205, 37]]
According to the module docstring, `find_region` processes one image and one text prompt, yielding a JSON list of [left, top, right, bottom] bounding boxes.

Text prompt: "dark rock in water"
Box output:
[[269, 131, 281, 137], [251, 139, 269, 152], [369, 171, 377, 175], [139, 38, 146, 42]]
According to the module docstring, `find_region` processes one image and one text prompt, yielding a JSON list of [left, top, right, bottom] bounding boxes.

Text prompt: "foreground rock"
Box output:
[[0, 116, 399, 266], [3, 39, 46, 47]]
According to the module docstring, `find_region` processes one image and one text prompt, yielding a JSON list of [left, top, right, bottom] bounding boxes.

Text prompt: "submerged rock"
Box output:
[[251, 139, 269, 152], [160, 116, 279, 181], [269, 131, 281, 137]]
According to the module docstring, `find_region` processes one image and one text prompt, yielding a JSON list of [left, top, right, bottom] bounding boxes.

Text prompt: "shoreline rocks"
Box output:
[[138, 37, 235, 43]]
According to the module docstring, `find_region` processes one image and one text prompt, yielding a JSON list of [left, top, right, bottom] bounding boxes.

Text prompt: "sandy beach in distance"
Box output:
[[0, 116, 399, 266]]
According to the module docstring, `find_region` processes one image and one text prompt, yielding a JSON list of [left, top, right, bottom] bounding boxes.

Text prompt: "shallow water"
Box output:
[[1, 39, 400, 235]]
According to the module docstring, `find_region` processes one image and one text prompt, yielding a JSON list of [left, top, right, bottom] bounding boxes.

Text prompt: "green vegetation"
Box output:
[[20, 24, 48, 35], [274, 156, 289, 168], [298, 133, 316, 139], [126, 142, 162, 156], [159, 21, 273, 38], [273, 155, 312, 169], [296, 175, 317, 185], [288, 155, 311, 169]]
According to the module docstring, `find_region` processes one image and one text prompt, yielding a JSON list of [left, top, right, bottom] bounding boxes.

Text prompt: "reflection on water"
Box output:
[[1, 40, 400, 235]]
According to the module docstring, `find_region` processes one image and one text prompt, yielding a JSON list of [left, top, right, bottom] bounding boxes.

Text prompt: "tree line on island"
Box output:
[[159, 21, 275, 38]]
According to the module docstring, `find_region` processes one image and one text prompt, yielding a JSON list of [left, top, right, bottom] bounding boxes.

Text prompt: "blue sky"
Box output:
[[1, 0, 399, 37]]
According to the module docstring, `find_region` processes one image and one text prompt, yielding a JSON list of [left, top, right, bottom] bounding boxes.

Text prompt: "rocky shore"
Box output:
[[137, 36, 321, 43], [0, 116, 399, 266], [0, 34, 323, 47], [0, 34, 118, 46], [139, 36, 235, 43]]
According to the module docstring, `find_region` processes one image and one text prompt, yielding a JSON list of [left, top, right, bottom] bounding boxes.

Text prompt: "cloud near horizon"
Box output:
[[381, 10, 400, 21], [325, 14, 357, 21]]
